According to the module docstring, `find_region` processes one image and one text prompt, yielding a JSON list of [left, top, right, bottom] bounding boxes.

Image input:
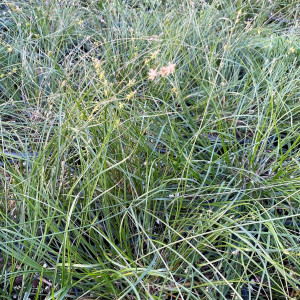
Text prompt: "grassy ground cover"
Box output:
[[0, 0, 299, 299]]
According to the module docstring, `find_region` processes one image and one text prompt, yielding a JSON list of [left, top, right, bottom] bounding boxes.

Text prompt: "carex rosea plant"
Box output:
[[0, 0, 299, 299]]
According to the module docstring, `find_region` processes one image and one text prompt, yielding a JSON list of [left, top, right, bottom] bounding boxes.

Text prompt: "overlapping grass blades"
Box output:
[[0, 0, 299, 298]]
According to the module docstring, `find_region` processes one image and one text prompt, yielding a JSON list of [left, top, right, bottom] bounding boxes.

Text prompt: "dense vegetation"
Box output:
[[0, 0, 299, 299]]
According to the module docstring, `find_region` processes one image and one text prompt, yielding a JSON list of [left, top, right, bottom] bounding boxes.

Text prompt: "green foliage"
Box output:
[[0, 0, 299, 298]]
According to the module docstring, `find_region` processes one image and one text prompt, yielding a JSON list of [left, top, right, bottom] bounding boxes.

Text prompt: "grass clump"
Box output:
[[0, 0, 299, 299]]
